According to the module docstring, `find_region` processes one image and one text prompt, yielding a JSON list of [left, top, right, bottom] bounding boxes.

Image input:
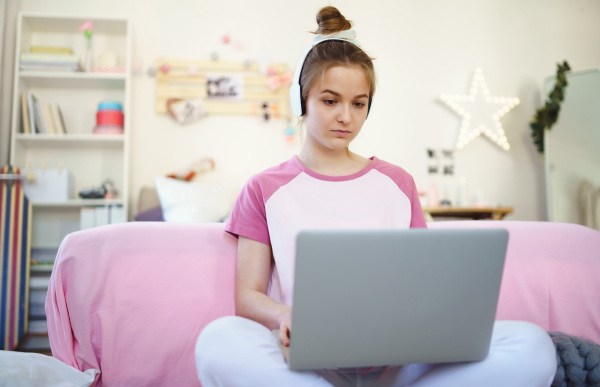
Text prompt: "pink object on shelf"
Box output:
[[93, 125, 124, 135], [96, 110, 124, 126], [92, 65, 126, 73]]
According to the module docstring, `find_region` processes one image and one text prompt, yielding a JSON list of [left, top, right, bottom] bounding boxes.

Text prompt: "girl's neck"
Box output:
[[297, 147, 370, 177]]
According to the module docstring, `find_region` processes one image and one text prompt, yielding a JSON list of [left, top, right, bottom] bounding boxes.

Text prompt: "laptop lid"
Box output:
[[287, 228, 509, 371]]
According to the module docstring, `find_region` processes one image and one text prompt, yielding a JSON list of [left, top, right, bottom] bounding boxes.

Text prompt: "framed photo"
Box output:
[[206, 74, 244, 100]]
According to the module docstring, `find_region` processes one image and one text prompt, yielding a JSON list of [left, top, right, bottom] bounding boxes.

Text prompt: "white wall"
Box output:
[[14, 0, 600, 220]]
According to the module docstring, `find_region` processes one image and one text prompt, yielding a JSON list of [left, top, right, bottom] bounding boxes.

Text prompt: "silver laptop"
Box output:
[[282, 228, 509, 371]]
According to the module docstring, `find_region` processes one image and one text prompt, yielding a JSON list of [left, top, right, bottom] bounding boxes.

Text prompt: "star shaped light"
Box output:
[[440, 68, 520, 151]]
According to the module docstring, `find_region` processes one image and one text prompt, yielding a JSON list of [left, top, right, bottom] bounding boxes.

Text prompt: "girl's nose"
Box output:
[[337, 104, 351, 124]]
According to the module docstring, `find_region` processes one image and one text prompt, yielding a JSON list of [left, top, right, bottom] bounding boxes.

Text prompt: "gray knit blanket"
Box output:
[[550, 331, 600, 386]]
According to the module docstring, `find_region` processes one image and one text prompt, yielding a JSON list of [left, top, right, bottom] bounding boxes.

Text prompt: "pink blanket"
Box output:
[[46, 220, 600, 386], [430, 221, 600, 343], [46, 222, 237, 387]]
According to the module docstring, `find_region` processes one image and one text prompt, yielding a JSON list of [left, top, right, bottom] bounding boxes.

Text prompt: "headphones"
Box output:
[[289, 37, 372, 117]]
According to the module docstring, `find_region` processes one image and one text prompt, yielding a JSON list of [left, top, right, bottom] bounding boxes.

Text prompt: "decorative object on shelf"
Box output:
[[426, 183, 440, 207], [0, 165, 32, 351], [94, 101, 124, 134], [103, 179, 117, 199], [78, 178, 118, 199], [79, 21, 93, 72], [92, 65, 126, 73], [154, 58, 291, 117], [23, 166, 73, 203], [529, 61, 571, 154], [92, 51, 125, 73], [440, 68, 520, 151]]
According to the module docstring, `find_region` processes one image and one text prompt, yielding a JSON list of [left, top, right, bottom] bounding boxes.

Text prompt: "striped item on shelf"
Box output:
[[0, 165, 32, 350]]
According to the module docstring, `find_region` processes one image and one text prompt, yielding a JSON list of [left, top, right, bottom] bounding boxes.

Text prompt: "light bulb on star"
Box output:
[[440, 68, 520, 151]]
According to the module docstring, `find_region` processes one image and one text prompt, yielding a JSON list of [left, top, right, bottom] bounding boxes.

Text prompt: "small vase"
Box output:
[[84, 45, 93, 72]]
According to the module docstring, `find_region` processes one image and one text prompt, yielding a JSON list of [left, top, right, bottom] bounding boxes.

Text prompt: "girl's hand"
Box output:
[[279, 307, 293, 347]]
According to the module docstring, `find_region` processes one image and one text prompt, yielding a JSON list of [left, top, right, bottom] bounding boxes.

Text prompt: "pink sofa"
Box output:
[[46, 220, 600, 386]]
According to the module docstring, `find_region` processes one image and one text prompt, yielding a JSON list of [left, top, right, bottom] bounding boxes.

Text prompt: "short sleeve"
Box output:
[[408, 177, 427, 229], [224, 177, 272, 245]]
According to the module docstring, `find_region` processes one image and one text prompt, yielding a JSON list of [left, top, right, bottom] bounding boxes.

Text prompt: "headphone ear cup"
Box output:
[[289, 83, 304, 116], [299, 85, 306, 116]]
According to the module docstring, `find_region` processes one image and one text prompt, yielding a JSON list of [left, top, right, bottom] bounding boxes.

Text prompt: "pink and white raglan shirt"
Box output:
[[225, 156, 427, 306]]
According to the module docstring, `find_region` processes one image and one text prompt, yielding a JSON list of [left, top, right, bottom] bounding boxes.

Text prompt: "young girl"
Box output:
[[195, 6, 556, 386]]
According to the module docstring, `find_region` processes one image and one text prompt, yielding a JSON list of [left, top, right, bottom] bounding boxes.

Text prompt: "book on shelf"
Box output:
[[26, 92, 36, 133], [20, 92, 67, 135], [30, 45, 73, 55], [32, 94, 46, 133], [20, 52, 79, 72], [51, 104, 66, 134], [41, 103, 55, 134], [20, 93, 31, 134]]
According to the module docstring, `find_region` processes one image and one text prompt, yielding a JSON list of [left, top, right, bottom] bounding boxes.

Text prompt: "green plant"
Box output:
[[530, 61, 571, 154]]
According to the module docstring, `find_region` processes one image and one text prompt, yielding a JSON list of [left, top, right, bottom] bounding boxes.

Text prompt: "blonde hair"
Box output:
[[300, 6, 376, 104]]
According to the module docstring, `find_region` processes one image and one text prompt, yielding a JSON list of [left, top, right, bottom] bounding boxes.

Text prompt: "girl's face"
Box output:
[[304, 65, 370, 153]]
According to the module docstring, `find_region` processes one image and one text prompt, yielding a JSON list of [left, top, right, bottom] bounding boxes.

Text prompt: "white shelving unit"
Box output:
[[8, 13, 131, 345], [9, 13, 131, 246]]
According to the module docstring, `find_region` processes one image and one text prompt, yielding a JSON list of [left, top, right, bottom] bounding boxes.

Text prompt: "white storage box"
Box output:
[[23, 169, 73, 203]]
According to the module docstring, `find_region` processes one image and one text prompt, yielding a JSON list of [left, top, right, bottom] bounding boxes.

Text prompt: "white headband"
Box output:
[[290, 28, 365, 116], [312, 29, 361, 47]]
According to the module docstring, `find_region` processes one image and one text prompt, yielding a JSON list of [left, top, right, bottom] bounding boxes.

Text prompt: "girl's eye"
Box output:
[[354, 102, 366, 108], [323, 99, 336, 105]]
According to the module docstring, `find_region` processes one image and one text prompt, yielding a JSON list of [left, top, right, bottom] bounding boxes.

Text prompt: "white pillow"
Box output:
[[0, 350, 99, 386], [154, 177, 236, 223]]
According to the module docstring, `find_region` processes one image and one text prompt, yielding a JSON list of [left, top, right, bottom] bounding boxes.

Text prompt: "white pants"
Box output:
[[195, 316, 556, 387]]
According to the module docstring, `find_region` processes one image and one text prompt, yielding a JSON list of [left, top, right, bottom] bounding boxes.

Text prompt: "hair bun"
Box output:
[[315, 6, 352, 35]]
